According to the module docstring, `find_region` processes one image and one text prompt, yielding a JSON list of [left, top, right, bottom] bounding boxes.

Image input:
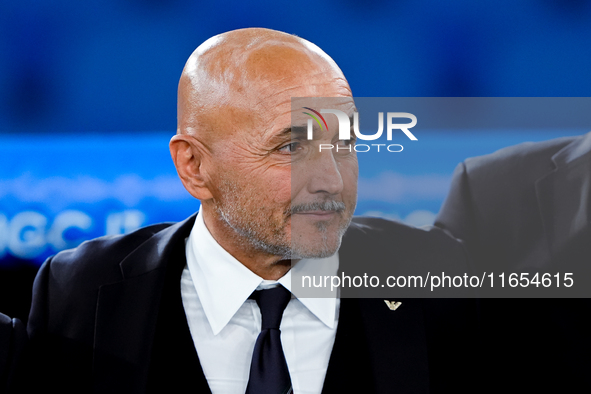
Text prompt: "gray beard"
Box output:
[[215, 198, 352, 259]]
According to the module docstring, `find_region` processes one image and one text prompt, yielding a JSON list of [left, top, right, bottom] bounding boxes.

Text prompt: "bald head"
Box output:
[[177, 28, 351, 143], [171, 29, 356, 278]]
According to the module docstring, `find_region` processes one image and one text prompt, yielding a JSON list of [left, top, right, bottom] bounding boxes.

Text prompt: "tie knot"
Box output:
[[253, 286, 292, 330]]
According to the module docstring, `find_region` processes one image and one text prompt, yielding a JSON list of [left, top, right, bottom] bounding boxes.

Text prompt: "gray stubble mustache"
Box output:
[[289, 200, 346, 215]]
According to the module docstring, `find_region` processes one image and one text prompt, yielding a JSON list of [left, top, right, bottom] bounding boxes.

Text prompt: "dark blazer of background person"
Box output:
[[24, 214, 478, 394], [0, 313, 26, 394], [435, 130, 591, 392]]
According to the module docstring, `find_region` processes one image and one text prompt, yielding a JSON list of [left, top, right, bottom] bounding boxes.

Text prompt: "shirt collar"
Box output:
[[185, 211, 338, 335], [277, 258, 338, 329]]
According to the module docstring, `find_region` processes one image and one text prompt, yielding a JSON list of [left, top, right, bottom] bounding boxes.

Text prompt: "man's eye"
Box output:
[[278, 142, 300, 154], [336, 139, 355, 147]]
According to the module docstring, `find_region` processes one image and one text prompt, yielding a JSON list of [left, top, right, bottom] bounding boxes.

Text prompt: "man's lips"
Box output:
[[289, 200, 347, 217]]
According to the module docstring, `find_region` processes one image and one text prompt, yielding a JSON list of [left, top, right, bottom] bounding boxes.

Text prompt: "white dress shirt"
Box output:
[[180, 211, 340, 394]]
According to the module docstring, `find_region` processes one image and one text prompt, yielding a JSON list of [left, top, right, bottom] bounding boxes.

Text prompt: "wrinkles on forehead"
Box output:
[[177, 29, 350, 148]]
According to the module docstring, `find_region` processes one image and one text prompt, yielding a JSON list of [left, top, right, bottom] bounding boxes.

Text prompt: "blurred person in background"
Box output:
[[0, 312, 26, 394], [436, 131, 591, 392]]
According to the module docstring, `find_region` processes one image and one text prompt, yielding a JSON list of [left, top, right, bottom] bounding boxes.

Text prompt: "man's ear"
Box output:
[[170, 134, 214, 201]]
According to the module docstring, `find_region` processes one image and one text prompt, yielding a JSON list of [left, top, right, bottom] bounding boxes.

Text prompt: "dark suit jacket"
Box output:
[[25, 214, 478, 393], [437, 131, 591, 270], [0, 313, 26, 394], [435, 131, 591, 392]]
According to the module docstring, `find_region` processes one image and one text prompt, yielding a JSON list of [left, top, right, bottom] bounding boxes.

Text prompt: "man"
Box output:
[[436, 131, 591, 392], [26, 28, 476, 393]]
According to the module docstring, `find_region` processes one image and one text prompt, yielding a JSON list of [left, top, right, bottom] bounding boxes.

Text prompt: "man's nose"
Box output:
[[305, 151, 344, 195]]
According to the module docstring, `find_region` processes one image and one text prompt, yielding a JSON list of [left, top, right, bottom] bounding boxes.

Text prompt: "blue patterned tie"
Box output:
[[245, 286, 293, 394]]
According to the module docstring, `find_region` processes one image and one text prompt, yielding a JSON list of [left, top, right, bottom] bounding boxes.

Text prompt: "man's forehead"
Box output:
[[290, 98, 356, 123], [257, 99, 355, 143], [178, 28, 353, 147], [240, 88, 354, 143]]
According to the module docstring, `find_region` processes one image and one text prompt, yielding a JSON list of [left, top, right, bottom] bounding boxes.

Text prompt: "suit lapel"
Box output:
[[92, 215, 200, 393], [93, 270, 164, 393], [535, 132, 591, 265], [146, 220, 211, 394]]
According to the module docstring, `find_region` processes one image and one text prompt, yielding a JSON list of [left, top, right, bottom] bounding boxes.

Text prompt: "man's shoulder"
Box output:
[[340, 218, 470, 297], [45, 221, 177, 283], [463, 134, 580, 180], [349, 216, 456, 241], [347, 216, 446, 238], [345, 216, 467, 264]]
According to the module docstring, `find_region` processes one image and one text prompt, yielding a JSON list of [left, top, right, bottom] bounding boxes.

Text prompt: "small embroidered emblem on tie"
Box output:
[[384, 300, 402, 310]]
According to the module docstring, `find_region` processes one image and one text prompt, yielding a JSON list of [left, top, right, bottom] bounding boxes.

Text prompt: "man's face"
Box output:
[[207, 79, 357, 259]]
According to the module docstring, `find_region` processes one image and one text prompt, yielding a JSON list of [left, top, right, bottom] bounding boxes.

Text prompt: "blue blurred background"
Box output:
[[1, 0, 590, 321]]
